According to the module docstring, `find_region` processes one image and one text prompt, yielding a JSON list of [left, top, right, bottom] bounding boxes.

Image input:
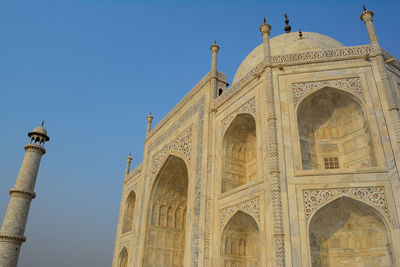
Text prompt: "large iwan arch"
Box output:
[[142, 154, 188, 267], [221, 211, 260, 267], [297, 87, 376, 170], [309, 196, 394, 267]]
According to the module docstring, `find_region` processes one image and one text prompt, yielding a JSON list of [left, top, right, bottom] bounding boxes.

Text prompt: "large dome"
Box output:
[[233, 32, 344, 83]]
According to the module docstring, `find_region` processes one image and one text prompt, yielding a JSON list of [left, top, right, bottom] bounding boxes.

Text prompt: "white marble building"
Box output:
[[113, 7, 400, 267]]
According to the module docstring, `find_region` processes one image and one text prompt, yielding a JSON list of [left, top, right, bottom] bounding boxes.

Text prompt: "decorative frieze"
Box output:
[[150, 127, 192, 184], [292, 77, 364, 105], [219, 197, 260, 228], [303, 186, 389, 221], [221, 97, 256, 135], [271, 45, 371, 65]]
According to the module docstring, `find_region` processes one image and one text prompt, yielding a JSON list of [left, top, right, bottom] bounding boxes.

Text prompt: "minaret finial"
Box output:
[[299, 28, 303, 39], [214, 39, 216, 45], [284, 13, 292, 33], [264, 17, 266, 24], [128, 152, 131, 157], [41, 120, 44, 126], [363, 4, 367, 11]]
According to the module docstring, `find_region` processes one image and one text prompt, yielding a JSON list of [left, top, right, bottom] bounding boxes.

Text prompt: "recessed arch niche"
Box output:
[[309, 197, 393, 267], [297, 87, 376, 170], [221, 211, 260, 267], [118, 248, 128, 267], [122, 191, 136, 234], [222, 113, 257, 193], [142, 154, 188, 267]]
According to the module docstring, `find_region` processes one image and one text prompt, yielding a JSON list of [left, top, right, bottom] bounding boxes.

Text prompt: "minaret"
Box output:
[[0, 123, 50, 267], [146, 112, 153, 138], [210, 40, 220, 99], [125, 152, 132, 177], [260, 18, 285, 267], [360, 5, 400, 144]]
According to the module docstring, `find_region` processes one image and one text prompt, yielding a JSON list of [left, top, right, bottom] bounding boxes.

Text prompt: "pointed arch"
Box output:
[[221, 211, 260, 267], [297, 87, 376, 170], [143, 154, 188, 267], [122, 191, 136, 234], [118, 247, 128, 267], [222, 113, 257, 193], [309, 196, 394, 267]]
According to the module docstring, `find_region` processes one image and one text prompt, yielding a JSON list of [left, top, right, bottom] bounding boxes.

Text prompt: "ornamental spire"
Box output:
[[284, 13, 291, 33]]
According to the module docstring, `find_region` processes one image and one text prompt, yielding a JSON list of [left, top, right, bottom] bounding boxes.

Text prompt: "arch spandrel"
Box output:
[[292, 77, 365, 108], [303, 187, 391, 227], [150, 127, 192, 186], [219, 197, 261, 230]]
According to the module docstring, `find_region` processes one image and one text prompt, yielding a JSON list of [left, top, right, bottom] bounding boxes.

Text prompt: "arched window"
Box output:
[[121, 191, 136, 234], [309, 197, 393, 267], [118, 248, 128, 267], [143, 155, 188, 267], [221, 211, 260, 267], [297, 88, 376, 170], [222, 114, 257, 193]]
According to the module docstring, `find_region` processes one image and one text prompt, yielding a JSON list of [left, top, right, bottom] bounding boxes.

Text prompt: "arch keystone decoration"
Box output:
[[303, 186, 390, 222], [219, 197, 260, 228], [292, 77, 364, 106]]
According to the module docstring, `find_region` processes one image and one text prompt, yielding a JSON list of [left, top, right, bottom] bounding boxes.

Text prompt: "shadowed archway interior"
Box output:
[[142, 155, 188, 267], [122, 191, 136, 234], [309, 197, 393, 267], [222, 114, 257, 193], [221, 211, 260, 267], [297, 88, 376, 170], [118, 248, 128, 267]]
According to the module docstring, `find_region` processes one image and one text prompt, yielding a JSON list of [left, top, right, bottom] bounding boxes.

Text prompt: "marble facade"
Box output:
[[112, 8, 400, 267]]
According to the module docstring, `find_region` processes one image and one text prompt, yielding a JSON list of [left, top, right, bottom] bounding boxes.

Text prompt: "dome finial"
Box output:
[[284, 13, 291, 33], [299, 28, 303, 39]]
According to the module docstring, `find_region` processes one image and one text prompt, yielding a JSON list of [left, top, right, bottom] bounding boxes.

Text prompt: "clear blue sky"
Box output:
[[0, 1, 399, 266]]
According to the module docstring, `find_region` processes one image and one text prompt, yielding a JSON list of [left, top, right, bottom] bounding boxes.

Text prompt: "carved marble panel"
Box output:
[[303, 186, 389, 222], [219, 197, 260, 228], [150, 127, 192, 185], [292, 78, 364, 106], [221, 98, 256, 135]]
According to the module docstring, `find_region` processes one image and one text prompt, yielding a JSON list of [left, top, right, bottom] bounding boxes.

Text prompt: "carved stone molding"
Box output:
[[219, 197, 260, 228], [150, 127, 192, 184], [272, 45, 371, 65], [303, 186, 389, 222], [221, 97, 256, 135], [0, 234, 26, 243], [292, 77, 364, 105], [9, 188, 36, 199]]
